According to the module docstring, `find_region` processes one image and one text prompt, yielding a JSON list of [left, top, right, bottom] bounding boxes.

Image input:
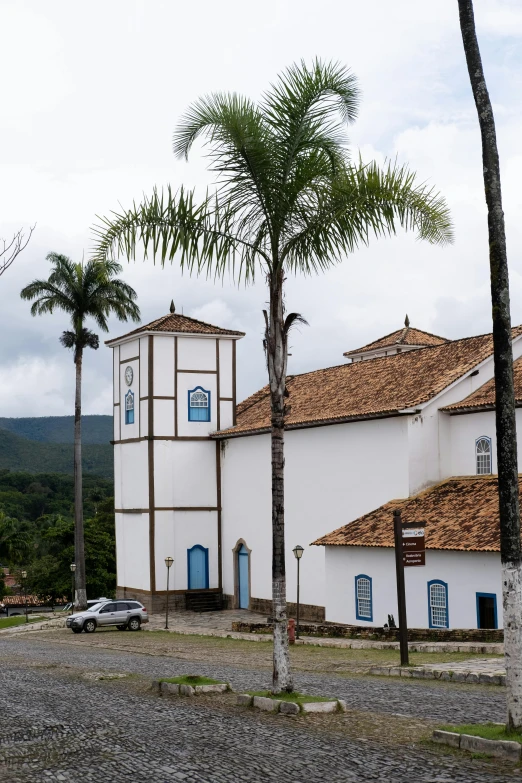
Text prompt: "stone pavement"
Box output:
[[0, 634, 517, 782]]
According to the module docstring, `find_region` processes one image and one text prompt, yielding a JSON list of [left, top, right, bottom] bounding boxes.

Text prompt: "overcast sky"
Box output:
[[1, 0, 522, 417]]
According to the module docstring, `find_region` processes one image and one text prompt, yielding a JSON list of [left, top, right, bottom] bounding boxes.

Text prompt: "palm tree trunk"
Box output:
[[458, 0, 522, 728], [74, 347, 87, 610], [267, 271, 293, 693]]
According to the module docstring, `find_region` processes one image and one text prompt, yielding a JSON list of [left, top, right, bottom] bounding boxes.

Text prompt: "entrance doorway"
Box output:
[[187, 545, 209, 590], [476, 593, 497, 629], [238, 544, 249, 609]]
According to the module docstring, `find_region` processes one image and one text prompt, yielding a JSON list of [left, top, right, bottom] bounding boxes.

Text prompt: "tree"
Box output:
[[0, 226, 35, 278], [92, 59, 453, 692], [458, 1, 522, 729], [0, 511, 31, 564], [20, 254, 140, 609]]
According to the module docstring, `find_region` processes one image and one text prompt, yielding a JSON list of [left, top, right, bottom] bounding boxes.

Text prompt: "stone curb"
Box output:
[[153, 680, 230, 696], [0, 617, 65, 635], [369, 666, 506, 686], [237, 694, 347, 715], [432, 730, 521, 761]]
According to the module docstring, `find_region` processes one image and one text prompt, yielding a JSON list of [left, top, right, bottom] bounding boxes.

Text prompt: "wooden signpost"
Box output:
[[393, 509, 426, 666]]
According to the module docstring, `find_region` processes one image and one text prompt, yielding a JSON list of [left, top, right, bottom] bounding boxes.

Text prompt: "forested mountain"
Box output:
[[0, 428, 113, 478], [0, 415, 112, 444]]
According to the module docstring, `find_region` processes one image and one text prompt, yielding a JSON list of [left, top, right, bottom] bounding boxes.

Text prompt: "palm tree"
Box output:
[[0, 512, 31, 564], [92, 60, 453, 692], [20, 254, 140, 609], [458, 1, 522, 729]]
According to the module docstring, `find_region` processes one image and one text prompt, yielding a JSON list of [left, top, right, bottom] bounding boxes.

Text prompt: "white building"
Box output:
[[108, 308, 522, 630]]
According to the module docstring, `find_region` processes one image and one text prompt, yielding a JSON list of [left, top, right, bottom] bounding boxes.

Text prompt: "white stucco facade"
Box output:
[[109, 313, 521, 629]]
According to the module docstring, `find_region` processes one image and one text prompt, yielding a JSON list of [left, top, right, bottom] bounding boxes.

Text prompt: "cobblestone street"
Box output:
[[0, 631, 518, 782]]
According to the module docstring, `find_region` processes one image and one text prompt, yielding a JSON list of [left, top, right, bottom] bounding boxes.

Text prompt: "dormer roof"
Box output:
[[106, 312, 245, 345], [442, 355, 522, 413], [343, 319, 448, 361]]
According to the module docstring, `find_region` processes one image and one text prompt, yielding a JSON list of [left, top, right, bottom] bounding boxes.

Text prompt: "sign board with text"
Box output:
[[402, 524, 425, 567]]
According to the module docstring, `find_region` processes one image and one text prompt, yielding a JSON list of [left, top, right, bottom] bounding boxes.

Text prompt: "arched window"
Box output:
[[428, 580, 449, 628], [476, 436, 492, 475], [355, 574, 373, 622], [125, 390, 134, 425], [188, 386, 211, 422]]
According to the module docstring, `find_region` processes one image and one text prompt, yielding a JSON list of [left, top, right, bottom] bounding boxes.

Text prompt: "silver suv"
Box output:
[[66, 600, 148, 634]]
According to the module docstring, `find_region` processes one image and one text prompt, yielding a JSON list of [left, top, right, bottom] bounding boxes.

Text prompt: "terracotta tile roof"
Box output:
[[344, 326, 448, 357], [312, 475, 510, 552], [215, 326, 522, 438], [106, 313, 245, 344], [442, 356, 522, 413]]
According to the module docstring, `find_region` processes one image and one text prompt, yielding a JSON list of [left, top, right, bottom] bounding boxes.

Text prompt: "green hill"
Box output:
[[0, 428, 113, 478], [0, 415, 112, 444]]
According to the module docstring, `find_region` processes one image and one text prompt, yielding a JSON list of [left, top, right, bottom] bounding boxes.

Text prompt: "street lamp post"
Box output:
[[292, 546, 304, 640], [70, 563, 76, 613], [21, 570, 28, 624], [164, 557, 174, 630]]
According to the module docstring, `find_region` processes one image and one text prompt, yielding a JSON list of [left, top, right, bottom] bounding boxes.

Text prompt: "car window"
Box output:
[[99, 603, 116, 613], [87, 603, 103, 612], [117, 602, 130, 611], [127, 602, 141, 609]]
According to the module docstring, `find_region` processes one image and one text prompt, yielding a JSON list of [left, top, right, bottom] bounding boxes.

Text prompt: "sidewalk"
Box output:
[[145, 610, 504, 654]]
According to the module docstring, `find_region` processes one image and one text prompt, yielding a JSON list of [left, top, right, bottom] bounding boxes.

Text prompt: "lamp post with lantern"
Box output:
[[70, 563, 76, 613], [20, 570, 28, 624], [165, 557, 174, 630], [292, 545, 304, 639]]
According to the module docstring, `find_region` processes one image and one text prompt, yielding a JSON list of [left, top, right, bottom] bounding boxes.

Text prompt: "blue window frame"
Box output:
[[188, 386, 211, 422], [355, 574, 373, 622], [187, 545, 209, 590], [476, 592, 498, 630], [476, 436, 492, 475], [125, 390, 134, 425], [428, 580, 449, 628]]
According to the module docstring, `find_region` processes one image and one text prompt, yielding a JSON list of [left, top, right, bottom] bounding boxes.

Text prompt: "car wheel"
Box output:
[[117, 625, 127, 631], [128, 617, 141, 631], [83, 619, 96, 633], [72, 628, 82, 634]]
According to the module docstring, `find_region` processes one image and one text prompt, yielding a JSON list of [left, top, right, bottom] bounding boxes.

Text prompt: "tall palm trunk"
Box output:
[[266, 271, 293, 693], [458, 0, 522, 728], [74, 347, 87, 610]]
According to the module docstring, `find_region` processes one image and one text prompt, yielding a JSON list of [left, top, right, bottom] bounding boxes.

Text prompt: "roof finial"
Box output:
[[404, 314, 410, 328], [170, 300, 175, 314]]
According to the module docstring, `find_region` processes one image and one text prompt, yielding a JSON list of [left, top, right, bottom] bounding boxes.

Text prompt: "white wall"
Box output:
[[177, 336, 216, 371], [153, 398, 175, 437], [153, 335, 175, 397], [154, 440, 217, 508], [324, 545, 502, 628], [219, 339, 233, 399], [115, 512, 150, 590], [154, 509, 219, 590], [117, 441, 149, 509], [221, 416, 410, 609]]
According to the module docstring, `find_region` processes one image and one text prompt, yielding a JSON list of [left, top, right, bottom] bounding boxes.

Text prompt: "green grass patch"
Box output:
[[0, 615, 42, 630], [159, 675, 224, 686], [247, 690, 334, 704], [441, 723, 522, 744]]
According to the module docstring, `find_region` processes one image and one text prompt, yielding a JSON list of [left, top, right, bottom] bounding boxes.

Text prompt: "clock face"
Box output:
[[125, 366, 133, 386]]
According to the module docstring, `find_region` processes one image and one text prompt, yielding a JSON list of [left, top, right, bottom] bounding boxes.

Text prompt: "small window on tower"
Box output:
[[125, 390, 134, 425], [188, 386, 211, 422], [476, 437, 492, 475]]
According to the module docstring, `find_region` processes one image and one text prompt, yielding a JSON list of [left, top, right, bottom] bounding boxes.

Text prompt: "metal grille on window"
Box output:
[[188, 387, 211, 422], [430, 583, 447, 628], [356, 578, 371, 619], [125, 391, 134, 425], [476, 437, 491, 475]]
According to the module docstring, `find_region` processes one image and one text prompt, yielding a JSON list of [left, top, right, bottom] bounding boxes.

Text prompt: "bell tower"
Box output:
[[107, 307, 245, 612]]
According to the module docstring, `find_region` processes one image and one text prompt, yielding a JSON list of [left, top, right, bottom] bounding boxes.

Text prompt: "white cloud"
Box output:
[[1, 0, 522, 413]]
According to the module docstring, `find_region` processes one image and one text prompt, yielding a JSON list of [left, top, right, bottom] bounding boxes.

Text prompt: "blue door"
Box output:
[[238, 545, 249, 609], [187, 545, 209, 590]]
